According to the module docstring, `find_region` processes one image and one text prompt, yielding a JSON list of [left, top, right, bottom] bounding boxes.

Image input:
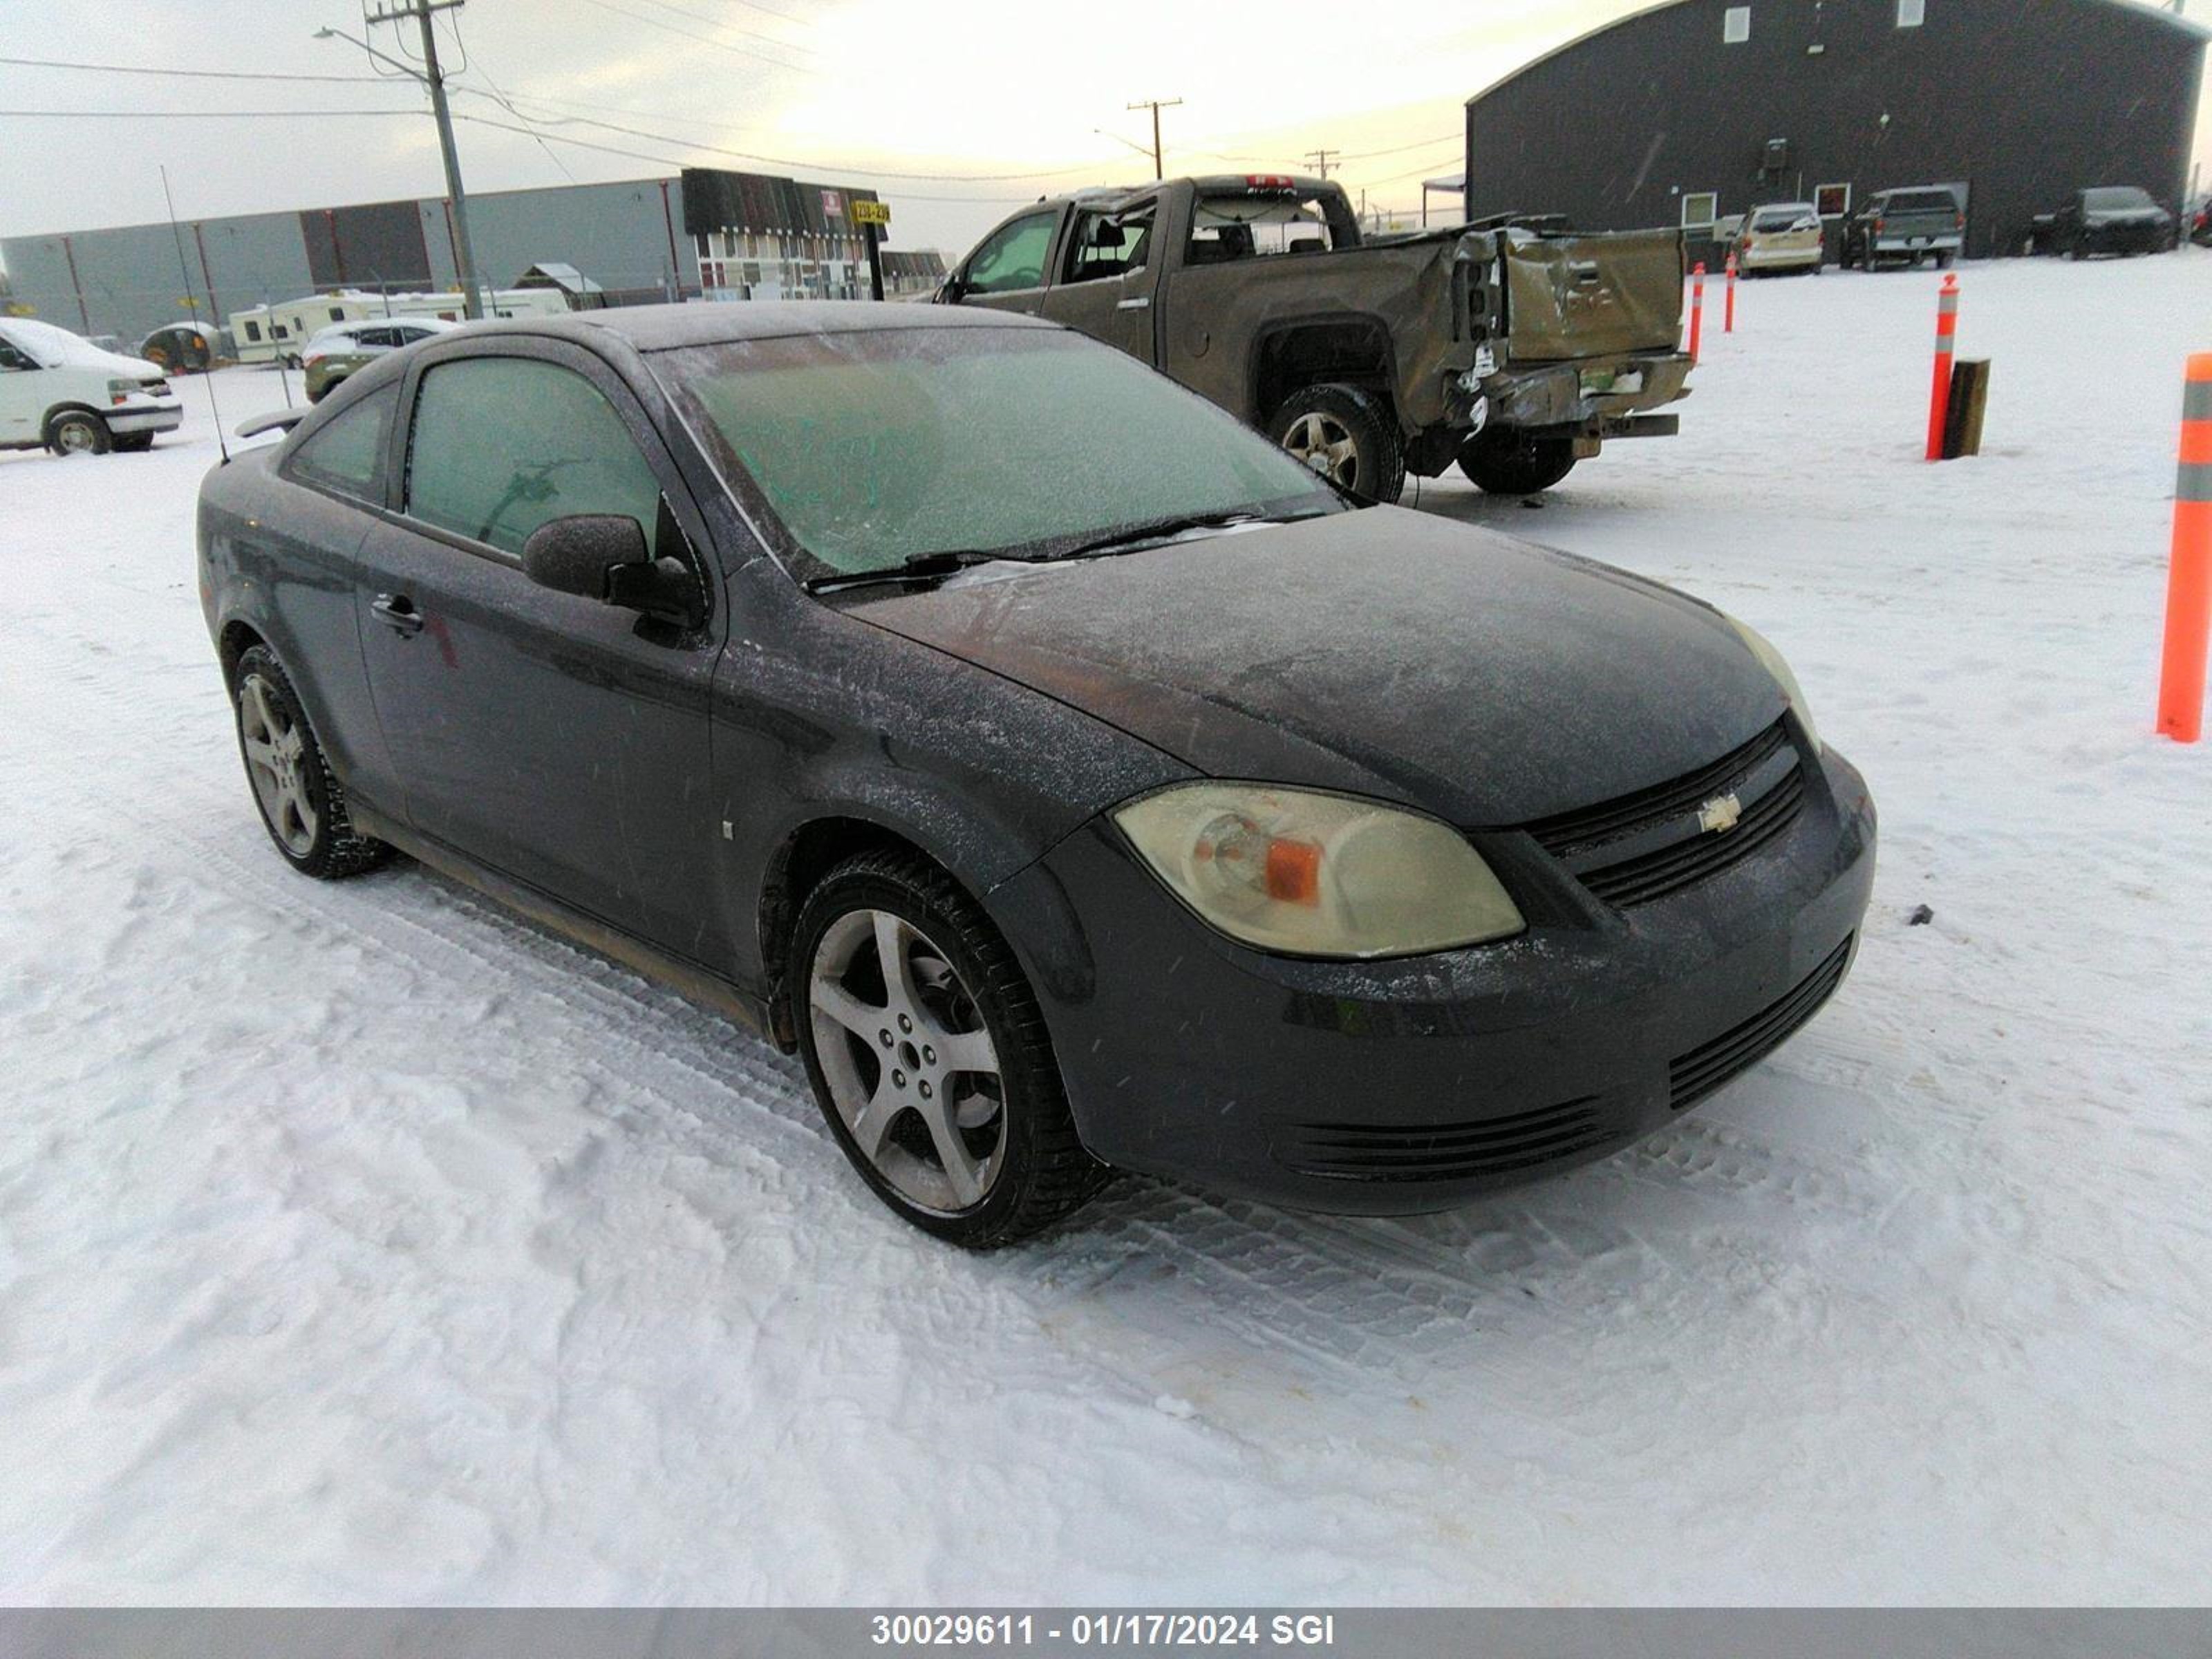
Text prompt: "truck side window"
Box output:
[[964, 211, 1056, 294], [1063, 209, 1154, 284]]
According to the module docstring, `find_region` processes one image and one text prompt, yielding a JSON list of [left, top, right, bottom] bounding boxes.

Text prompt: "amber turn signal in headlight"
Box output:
[[1112, 783, 1525, 959]]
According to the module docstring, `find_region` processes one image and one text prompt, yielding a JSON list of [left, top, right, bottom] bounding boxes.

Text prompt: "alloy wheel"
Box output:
[[1280, 411, 1361, 490], [807, 907, 1005, 1215], [238, 673, 319, 856]]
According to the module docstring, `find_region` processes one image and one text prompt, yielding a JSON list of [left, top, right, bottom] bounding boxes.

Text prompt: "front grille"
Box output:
[[1524, 720, 1804, 908], [1275, 1095, 1615, 1183], [1668, 937, 1853, 1111]]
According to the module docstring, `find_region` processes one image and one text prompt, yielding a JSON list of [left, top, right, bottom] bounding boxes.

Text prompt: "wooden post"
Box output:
[[1942, 359, 1991, 459]]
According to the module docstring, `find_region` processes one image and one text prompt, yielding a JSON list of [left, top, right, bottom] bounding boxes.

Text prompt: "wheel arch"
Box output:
[[41, 401, 109, 442], [754, 801, 1096, 1051], [1249, 312, 1398, 427]]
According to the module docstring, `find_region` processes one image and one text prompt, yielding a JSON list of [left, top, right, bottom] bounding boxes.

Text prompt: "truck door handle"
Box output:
[[372, 593, 424, 637], [1115, 296, 1151, 310]]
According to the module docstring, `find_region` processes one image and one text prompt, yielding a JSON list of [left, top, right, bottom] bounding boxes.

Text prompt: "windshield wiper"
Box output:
[[805, 547, 1037, 594], [1044, 507, 1329, 563]]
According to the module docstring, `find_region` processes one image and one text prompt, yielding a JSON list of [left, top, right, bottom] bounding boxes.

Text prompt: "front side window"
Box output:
[[288, 382, 398, 505], [963, 212, 1056, 294], [651, 327, 1338, 580], [405, 356, 663, 557]]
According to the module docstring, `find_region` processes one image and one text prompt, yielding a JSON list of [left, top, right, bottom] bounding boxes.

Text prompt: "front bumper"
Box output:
[[1000, 744, 1875, 1214], [106, 400, 183, 435]]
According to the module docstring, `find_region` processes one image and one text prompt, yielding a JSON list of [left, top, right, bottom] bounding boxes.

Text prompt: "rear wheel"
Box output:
[[232, 645, 390, 880], [1266, 383, 1405, 504], [46, 410, 111, 456], [1457, 429, 1578, 496], [792, 849, 1112, 1247]]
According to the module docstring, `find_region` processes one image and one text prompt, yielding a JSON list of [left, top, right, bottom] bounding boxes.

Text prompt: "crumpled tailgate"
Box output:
[[1502, 227, 1685, 363]]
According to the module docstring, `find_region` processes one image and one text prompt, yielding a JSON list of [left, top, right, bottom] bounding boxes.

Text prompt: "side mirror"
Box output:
[[521, 513, 704, 629], [521, 513, 648, 600]]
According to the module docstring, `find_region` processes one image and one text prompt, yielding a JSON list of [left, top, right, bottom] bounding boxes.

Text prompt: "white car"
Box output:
[[0, 317, 185, 455], [1734, 203, 1826, 275], [299, 316, 460, 402]]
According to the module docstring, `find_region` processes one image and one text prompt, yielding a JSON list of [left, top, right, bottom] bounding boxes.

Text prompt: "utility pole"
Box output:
[[1304, 149, 1339, 180], [361, 0, 484, 319], [1127, 98, 1182, 180]]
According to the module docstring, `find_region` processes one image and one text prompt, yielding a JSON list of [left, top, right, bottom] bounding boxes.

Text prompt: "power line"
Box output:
[[624, 0, 819, 59], [572, 0, 826, 75], [0, 107, 424, 118], [0, 53, 393, 84]]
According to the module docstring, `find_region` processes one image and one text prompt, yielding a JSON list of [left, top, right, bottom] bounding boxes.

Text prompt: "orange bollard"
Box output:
[[1687, 263, 1706, 363], [2156, 353, 2212, 742], [1725, 251, 1738, 333], [1925, 273, 1960, 461]]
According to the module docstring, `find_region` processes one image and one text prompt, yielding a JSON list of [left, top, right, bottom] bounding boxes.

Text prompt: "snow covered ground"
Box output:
[[2, 254, 2209, 1605]]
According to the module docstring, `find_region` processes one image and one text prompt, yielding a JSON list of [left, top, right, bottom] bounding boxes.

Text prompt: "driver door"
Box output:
[[355, 339, 729, 964], [948, 208, 1061, 317]]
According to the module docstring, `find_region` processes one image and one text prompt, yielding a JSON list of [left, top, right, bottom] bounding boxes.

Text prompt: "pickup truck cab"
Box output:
[[0, 317, 184, 456], [939, 175, 1692, 500], [1843, 187, 1966, 271]]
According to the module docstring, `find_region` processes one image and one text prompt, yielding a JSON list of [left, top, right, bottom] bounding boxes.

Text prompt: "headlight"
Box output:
[[1112, 783, 1524, 959], [1726, 617, 1820, 753]]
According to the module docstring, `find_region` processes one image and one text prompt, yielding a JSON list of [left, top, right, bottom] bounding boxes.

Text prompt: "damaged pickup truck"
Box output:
[[937, 174, 1692, 500]]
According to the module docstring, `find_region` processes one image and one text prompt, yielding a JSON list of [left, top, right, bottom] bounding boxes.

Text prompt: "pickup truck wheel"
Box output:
[[1457, 431, 1577, 496], [46, 410, 112, 456], [1266, 384, 1405, 505]]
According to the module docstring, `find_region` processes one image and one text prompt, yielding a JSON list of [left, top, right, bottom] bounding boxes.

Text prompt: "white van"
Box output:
[[0, 317, 185, 455]]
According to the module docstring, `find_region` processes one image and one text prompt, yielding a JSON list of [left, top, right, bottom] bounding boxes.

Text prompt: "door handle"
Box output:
[[371, 592, 425, 637], [1114, 296, 1151, 310]]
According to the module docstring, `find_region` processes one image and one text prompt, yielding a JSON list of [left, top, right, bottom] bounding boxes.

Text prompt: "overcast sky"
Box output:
[[1, 0, 2206, 263]]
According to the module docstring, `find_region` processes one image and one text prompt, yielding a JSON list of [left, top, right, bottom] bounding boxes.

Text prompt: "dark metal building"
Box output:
[[1462, 0, 2208, 260]]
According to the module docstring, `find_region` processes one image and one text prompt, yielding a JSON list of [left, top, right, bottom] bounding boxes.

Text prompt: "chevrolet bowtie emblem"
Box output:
[[1698, 793, 1743, 834]]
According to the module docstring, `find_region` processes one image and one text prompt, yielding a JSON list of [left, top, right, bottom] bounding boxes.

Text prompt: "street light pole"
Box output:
[[328, 1, 484, 319]]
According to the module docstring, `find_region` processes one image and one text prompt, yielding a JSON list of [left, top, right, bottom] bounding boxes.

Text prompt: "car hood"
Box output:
[[845, 508, 1788, 825]]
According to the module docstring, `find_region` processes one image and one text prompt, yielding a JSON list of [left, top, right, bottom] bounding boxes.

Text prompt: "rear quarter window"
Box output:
[[285, 383, 399, 505]]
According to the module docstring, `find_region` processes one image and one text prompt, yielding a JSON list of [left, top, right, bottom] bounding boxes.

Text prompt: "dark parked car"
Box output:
[[198, 306, 1875, 1246], [2189, 194, 2211, 249], [2032, 187, 2177, 258], [1842, 187, 1965, 270]]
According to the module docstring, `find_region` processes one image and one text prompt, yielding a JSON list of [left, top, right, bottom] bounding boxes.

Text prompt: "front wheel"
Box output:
[[232, 645, 391, 879], [46, 410, 111, 456], [792, 850, 1112, 1247], [1265, 383, 1405, 505], [1457, 429, 1577, 496]]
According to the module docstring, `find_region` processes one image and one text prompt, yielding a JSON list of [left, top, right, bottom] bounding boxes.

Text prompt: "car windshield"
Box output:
[[650, 326, 1341, 579], [2084, 187, 2155, 211]]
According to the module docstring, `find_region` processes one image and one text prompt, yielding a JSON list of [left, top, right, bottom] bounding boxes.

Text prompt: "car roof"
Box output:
[[440, 301, 1058, 355]]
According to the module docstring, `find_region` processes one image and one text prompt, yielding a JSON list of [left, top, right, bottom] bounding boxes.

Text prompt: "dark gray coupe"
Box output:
[[198, 303, 1875, 1246]]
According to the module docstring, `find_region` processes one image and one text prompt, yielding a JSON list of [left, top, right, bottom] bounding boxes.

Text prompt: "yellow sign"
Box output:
[[851, 199, 890, 227]]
